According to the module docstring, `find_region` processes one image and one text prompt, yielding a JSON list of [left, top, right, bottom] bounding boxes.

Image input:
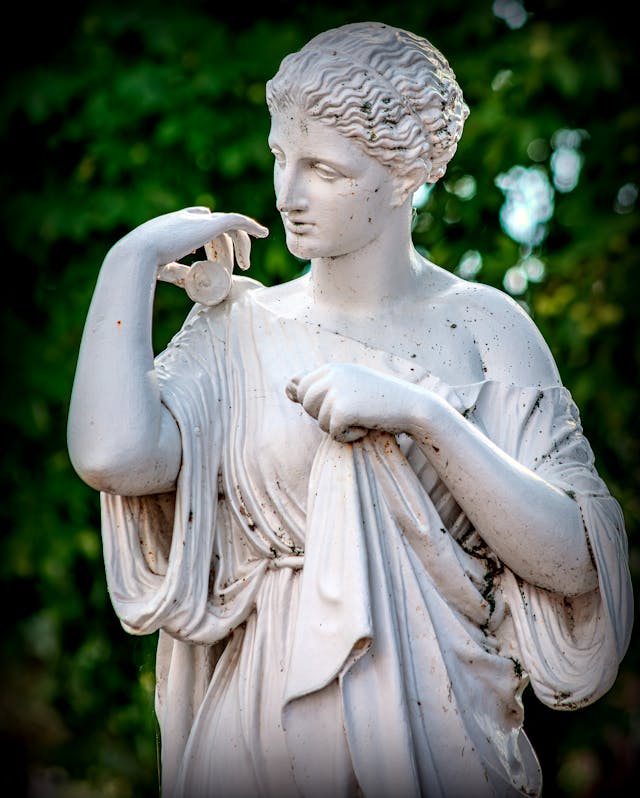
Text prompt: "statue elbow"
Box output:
[[68, 437, 171, 496], [68, 442, 130, 494]]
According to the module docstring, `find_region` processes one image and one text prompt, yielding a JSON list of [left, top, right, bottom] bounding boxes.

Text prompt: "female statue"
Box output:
[[67, 21, 633, 798]]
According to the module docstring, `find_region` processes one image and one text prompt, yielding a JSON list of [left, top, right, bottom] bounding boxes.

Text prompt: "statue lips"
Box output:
[[282, 215, 314, 235]]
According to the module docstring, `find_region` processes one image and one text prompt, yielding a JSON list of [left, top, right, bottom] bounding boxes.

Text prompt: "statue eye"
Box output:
[[312, 162, 342, 180]]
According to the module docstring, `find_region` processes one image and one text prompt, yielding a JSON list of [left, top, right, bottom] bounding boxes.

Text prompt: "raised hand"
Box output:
[[68, 208, 267, 495], [116, 206, 269, 267]]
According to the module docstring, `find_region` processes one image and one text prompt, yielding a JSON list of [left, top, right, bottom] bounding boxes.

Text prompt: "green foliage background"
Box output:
[[1, 1, 637, 795]]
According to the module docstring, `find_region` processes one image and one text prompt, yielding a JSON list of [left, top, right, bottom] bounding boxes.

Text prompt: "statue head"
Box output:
[[266, 21, 469, 196]]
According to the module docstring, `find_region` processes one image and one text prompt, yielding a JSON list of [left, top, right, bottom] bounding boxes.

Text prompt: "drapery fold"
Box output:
[[284, 431, 533, 796], [101, 293, 269, 646], [98, 282, 633, 796], [470, 381, 633, 708]]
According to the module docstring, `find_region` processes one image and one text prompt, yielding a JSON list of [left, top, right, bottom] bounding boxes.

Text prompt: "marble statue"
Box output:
[[67, 21, 633, 798]]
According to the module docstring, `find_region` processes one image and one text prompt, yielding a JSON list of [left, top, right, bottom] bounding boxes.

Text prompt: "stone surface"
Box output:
[[68, 21, 633, 798]]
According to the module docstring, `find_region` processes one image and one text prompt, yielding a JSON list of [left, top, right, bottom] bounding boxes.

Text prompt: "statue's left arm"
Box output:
[[287, 294, 603, 598]]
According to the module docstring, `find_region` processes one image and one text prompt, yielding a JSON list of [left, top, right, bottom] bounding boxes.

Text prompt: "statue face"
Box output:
[[268, 106, 396, 260]]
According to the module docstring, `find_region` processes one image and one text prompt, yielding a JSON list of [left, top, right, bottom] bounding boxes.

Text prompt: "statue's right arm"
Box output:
[[67, 207, 268, 497]]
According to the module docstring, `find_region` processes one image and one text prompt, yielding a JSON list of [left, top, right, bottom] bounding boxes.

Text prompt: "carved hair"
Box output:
[[266, 21, 469, 184]]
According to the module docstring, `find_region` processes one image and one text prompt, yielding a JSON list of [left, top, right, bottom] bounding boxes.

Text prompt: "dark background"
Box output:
[[1, 1, 638, 795]]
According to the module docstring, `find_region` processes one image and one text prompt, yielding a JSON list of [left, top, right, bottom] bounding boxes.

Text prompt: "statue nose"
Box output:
[[276, 168, 309, 214]]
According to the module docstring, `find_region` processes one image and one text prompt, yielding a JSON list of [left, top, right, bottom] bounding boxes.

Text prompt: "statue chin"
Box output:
[[283, 230, 357, 262], [282, 227, 319, 259]]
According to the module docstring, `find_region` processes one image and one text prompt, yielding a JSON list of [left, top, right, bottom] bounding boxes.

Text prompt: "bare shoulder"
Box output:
[[436, 276, 562, 388], [252, 272, 311, 317]]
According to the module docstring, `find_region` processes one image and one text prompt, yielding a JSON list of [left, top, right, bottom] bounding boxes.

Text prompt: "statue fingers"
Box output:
[[323, 398, 368, 441], [333, 425, 369, 443], [157, 261, 190, 287], [227, 229, 252, 271], [293, 368, 333, 402], [316, 396, 334, 434], [286, 366, 333, 406], [174, 210, 267, 257], [299, 378, 332, 421], [285, 378, 300, 403], [315, 394, 369, 441], [213, 212, 269, 240], [204, 233, 234, 272]]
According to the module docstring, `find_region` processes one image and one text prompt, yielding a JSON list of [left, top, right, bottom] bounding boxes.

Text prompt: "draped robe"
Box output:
[[101, 277, 633, 797]]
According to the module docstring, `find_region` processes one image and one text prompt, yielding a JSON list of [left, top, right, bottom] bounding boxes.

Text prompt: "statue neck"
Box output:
[[308, 205, 419, 317]]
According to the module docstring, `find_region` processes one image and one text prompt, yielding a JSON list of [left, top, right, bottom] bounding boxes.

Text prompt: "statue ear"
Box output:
[[390, 159, 430, 208]]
